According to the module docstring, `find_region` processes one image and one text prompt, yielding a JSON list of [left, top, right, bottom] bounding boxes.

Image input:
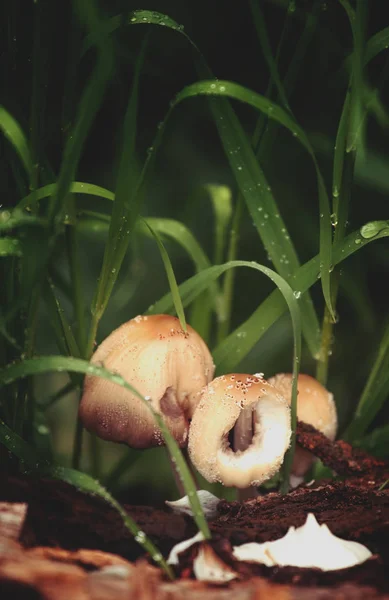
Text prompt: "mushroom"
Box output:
[[188, 374, 291, 488], [79, 314, 215, 448], [268, 373, 337, 481]]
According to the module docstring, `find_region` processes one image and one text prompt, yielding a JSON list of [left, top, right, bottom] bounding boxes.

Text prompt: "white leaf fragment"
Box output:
[[232, 513, 372, 571], [167, 531, 204, 565], [193, 544, 238, 583], [165, 490, 220, 519]]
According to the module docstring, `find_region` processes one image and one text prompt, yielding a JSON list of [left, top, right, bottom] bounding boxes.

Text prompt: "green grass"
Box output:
[[1, 0, 388, 572]]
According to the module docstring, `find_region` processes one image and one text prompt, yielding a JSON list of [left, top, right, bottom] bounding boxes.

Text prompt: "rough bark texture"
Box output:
[[0, 421, 388, 598]]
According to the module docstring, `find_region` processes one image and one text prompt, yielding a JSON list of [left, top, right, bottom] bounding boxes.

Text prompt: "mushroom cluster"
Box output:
[[80, 314, 337, 490]]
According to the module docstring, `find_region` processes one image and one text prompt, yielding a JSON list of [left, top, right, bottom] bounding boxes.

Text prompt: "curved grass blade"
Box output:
[[19, 181, 115, 210], [149, 221, 389, 373], [84, 8, 321, 357], [0, 356, 211, 540], [0, 105, 33, 183], [141, 218, 211, 273], [0, 419, 173, 579], [143, 220, 187, 331], [344, 319, 389, 441], [364, 26, 389, 65], [171, 79, 334, 324], [0, 238, 22, 257]]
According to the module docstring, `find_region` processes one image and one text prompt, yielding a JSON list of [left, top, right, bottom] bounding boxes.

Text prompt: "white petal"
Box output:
[[233, 513, 372, 571], [166, 490, 220, 519], [167, 531, 204, 565], [193, 544, 238, 583]]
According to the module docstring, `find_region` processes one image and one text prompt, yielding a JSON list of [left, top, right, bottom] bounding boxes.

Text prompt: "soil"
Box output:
[[1, 421, 389, 599]]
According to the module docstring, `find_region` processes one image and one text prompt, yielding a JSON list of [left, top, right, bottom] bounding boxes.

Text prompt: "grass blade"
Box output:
[[0, 105, 33, 183], [171, 79, 334, 324], [0, 356, 211, 540], [143, 220, 187, 332], [42, 280, 81, 358], [149, 222, 389, 372], [344, 319, 389, 441], [0, 419, 173, 578], [89, 38, 147, 347], [86, 8, 322, 356], [48, 0, 114, 227], [205, 184, 233, 266], [248, 0, 291, 112]]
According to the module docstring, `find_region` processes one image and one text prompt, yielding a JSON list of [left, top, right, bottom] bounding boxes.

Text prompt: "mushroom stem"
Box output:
[[233, 407, 259, 501]]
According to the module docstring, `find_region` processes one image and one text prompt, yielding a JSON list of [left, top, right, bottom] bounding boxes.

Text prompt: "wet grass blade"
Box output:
[[344, 319, 389, 441], [86, 8, 321, 355], [19, 181, 115, 210], [149, 221, 389, 372], [171, 80, 332, 337], [143, 220, 187, 332], [0, 419, 173, 578], [91, 39, 147, 331], [0, 105, 33, 183], [0, 356, 211, 540], [48, 0, 114, 228]]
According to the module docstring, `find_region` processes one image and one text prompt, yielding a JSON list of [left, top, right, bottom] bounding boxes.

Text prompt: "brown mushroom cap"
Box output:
[[268, 373, 337, 478], [79, 314, 215, 449], [188, 374, 291, 488]]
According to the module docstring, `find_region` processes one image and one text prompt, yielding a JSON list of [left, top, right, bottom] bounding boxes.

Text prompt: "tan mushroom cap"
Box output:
[[79, 314, 215, 449], [268, 373, 337, 439], [268, 373, 337, 478], [188, 374, 291, 488]]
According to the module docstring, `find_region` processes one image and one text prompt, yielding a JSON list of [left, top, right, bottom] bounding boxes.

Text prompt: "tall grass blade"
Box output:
[[149, 222, 389, 372], [172, 80, 334, 324], [0, 106, 33, 183], [0, 419, 173, 578], [144, 220, 187, 332], [91, 39, 146, 324], [205, 185, 233, 266], [344, 319, 389, 441], [0, 356, 211, 540], [48, 0, 114, 227], [88, 9, 321, 355]]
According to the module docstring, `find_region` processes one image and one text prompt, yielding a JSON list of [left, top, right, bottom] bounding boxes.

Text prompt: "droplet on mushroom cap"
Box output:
[[188, 374, 291, 488], [79, 314, 215, 448]]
